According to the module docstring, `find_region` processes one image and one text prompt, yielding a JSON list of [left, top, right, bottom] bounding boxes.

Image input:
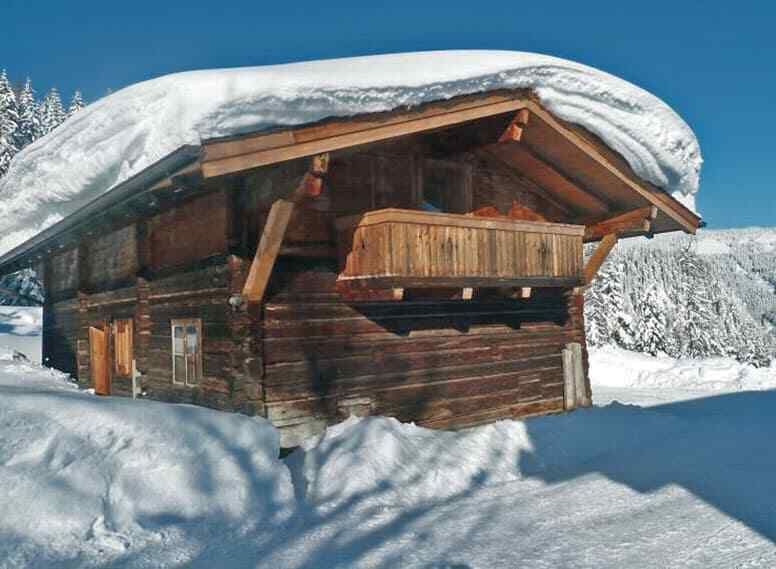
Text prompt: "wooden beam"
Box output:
[[582, 205, 657, 241], [201, 97, 530, 179], [484, 142, 611, 216], [241, 154, 329, 303], [583, 233, 618, 284], [498, 108, 531, 142], [241, 200, 295, 303], [278, 244, 337, 258]]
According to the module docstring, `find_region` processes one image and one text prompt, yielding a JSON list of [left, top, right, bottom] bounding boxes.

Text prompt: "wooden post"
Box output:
[[562, 345, 577, 410], [563, 342, 588, 409], [583, 233, 618, 284]]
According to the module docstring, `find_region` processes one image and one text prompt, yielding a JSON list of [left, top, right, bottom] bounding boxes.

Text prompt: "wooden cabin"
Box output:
[[0, 91, 700, 446]]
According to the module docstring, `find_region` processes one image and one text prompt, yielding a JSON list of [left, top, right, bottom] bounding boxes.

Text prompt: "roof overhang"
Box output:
[[198, 90, 700, 238], [0, 90, 700, 275]]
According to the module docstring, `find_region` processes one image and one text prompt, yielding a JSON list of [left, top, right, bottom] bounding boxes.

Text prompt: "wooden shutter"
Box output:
[[113, 319, 134, 376], [89, 326, 110, 395]]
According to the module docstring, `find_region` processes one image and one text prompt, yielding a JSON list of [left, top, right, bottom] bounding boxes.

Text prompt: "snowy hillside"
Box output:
[[586, 227, 776, 366], [1, 349, 776, 567], [0, 50, 701, 257], [0, 306, 42, 362]]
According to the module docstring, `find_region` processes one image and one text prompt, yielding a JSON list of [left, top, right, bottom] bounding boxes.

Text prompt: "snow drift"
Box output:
[[0, 360, 293, 567], [590, 345, 776, 392], [0, 50, 702, 256]]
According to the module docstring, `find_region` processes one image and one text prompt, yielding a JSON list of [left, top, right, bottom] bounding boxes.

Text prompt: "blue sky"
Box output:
[[3, 0, 774, 228]]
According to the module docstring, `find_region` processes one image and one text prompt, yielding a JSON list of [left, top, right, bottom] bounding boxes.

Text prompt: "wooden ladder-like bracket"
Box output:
[[241, 153, 329, 304]]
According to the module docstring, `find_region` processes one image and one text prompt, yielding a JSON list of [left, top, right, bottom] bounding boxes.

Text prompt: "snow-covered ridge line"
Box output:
[[0, 50, 702, 257]]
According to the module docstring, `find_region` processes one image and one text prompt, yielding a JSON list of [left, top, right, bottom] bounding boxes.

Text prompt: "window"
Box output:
[[171, 319, 202, 386], [112, 319, 134, 376], [418, 159, 472, 214]]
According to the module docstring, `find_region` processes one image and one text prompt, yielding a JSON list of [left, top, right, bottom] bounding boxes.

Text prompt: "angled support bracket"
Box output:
[[583, 232, 619, 285], [241, 153, 329, 304]]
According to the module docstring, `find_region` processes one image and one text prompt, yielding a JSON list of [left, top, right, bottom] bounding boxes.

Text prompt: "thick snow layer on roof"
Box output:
[[0, 50, 702, 257]]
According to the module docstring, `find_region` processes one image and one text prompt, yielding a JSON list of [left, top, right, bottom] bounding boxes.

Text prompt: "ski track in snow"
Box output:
[[1, 347, 775, 568]]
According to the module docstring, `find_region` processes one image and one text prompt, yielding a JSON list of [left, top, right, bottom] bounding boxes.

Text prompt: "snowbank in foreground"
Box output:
[[3, 347, 776, 567], [0, 50, 701, 256], [289, 405, 684, 510], [0, 360, 292, 567], [590, 345, 776, 392]]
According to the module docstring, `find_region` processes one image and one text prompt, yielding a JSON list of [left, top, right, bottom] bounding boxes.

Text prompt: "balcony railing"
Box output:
[[335, 208, 584, 295]]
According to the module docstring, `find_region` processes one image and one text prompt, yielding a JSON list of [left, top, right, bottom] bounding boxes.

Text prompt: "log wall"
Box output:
[[262, 257, 588, 447]]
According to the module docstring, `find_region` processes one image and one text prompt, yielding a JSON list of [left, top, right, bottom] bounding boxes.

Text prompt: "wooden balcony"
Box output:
[[335, 208, 584, 298]]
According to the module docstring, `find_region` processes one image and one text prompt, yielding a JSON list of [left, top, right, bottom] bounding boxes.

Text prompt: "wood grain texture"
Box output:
[[336, 208, 584, 293]]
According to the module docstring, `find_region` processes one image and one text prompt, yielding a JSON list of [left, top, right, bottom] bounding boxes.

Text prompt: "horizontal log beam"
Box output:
[[582, 205, 657, 241], [337, 275, 583, 294]]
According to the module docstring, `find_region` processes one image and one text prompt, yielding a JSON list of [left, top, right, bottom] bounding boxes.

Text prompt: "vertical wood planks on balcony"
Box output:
[[336, 208, 584, 291]]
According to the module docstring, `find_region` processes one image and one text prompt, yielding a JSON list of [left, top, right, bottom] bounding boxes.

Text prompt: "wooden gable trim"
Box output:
[[522, 101, 700, 234], [200, 94, 531, 179]]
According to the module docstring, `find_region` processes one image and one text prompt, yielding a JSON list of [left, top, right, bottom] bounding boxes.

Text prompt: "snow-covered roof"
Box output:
[[0, 50, 702, 257]]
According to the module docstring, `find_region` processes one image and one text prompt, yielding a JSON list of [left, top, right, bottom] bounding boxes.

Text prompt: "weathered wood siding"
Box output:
[[49, 248, 78, 297], [43, 297, 79, 375], [262, 257, 588, 447], [85, 224, 138, 290], [149, 191, 229, 270]]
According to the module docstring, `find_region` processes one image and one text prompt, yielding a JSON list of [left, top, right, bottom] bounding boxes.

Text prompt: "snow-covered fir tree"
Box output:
[[13, 78, 39, 151], [0, 70, 86, 184], [0, 70, 19, 177], [67, 90, 85, 117], [0, 269, 44, 306], [584, 255, 634, 349], [633, 283, 667, 356], [38, 87, 67, 137]]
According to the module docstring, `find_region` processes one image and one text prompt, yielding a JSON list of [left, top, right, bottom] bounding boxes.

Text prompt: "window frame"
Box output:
[[415, 158, 473, 214], [171, 318, 203, 387]]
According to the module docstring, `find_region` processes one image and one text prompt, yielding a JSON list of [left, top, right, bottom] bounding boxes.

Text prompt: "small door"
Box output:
[[89, 326, 110, 395]]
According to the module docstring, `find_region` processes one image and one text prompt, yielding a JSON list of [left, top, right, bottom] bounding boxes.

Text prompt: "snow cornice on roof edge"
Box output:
[[0, 50, 702, 261]]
